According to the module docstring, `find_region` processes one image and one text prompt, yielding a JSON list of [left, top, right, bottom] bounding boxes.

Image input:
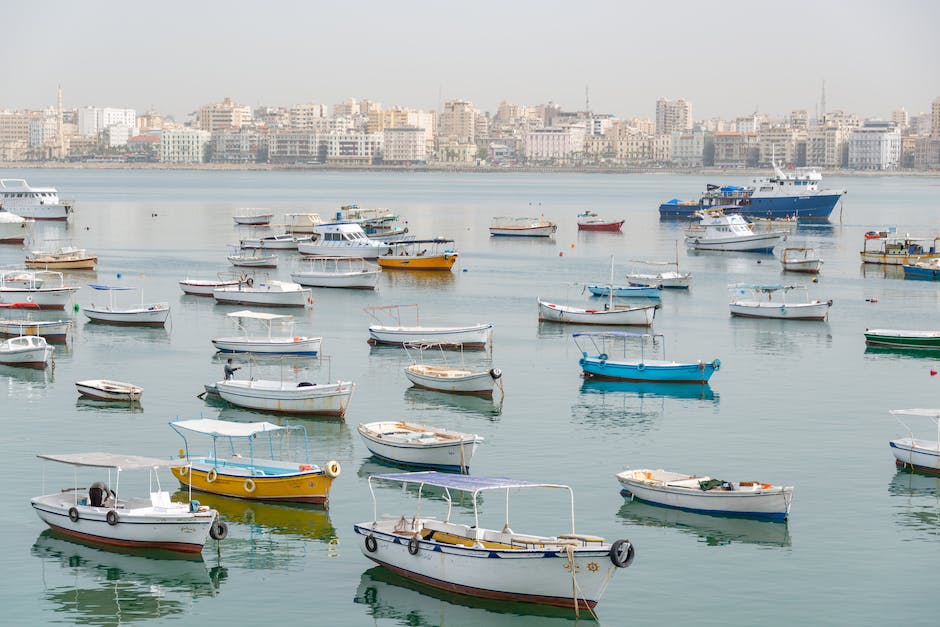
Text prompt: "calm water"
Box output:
[[2, 168, 939, 626]]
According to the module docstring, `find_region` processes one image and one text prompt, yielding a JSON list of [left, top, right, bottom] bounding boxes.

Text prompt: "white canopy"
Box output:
[[226, 310, 293, 321], [170, 418, 285, 437], [37, 453, 185, 469], [890, 409, 940, 417]]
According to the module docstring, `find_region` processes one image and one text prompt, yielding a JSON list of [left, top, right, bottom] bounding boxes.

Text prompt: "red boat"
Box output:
[[577, 211, 624, 232]]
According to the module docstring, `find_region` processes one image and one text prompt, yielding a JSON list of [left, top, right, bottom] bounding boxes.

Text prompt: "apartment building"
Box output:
[[160, 128, 211, 163], [848, 122, 901, 170], [197, 97, 252, 132], [655, 98, 692, 135]]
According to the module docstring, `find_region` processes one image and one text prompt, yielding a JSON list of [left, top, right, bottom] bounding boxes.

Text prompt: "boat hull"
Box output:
[[378, 254, 457, 271], [179, 280, 241, 296], [211, 336, 321, 355], [686, 232, 786, 253], [290, 270, 380, 289], [24, 257, 97, 270], [357, 425, 480, 472], [233, 214, 273, 225], [729, 301, 830, 321], [298, 242, 391, 258], [890, 439, 940, 474], [368, 324, 493, 348], [864, 329, 940, 350], [659, 194, 841, 220], [215, 379, 354, 416], [580, 357, 718, 383], [9, 205, 71, 221], [578, 220, 624, 231], [782, 260, 823, 273], [83, 306, 170, 326], [0, 320, 70, 341], [227, 255, 277, 268], [0, 287, 78, 309], [75, 380, 143, 401], [0, 345, 53, 368], [860, 252, 940, 266], [903, 264, 940, 280], [489, 226, 557, 237], [626, 272, 691, 289], [213, 286, 312, 308], [170, 462, 333, 504], [538, 300, 656, 326], [587, 285, 661, 298], [404, 366, 497, 397], [617, 477, 792, 520]]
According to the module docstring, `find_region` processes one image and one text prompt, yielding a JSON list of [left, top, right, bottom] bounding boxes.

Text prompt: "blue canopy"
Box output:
[[662, 198, 681, 205], [720, 185, 744, 192], [373, 471, 551, 492], [87, 284, 133, 291]]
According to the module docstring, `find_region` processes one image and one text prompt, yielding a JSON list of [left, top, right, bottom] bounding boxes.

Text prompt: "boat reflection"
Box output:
[[354, 566, 580, 624], [889, 469, 940, 497], [864, 345, 940, 360], [403, 386, 502, 418], [75, 396, 144, 414], [616, 501, 791, 548], [380, 270, 456, 290], [888, 470, 940, 541], [860, 263, 905, 281], [729, 318, 833, 357], [580, 378, 717, 402], [0, 364, 54, 388], [80, 321, 171, 345]]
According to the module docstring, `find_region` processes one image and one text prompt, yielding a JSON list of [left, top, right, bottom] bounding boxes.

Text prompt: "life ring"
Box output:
[[209, 519, 228, 541], [609, 539, 635, 568], [68, 507, 80, 523], [865, 231, 880, 239], [179, 466, 189, 477], [106, 510, 119, 526], [206, 468, 218, 483], [365, 534, 378, 553], [325, 460, 341, 478], [245, 277, 254, 287], [636, 363, 646, 371], [408, 535, 420, 555], [489, 368, 502, 380], [244, 478, 257, 493]]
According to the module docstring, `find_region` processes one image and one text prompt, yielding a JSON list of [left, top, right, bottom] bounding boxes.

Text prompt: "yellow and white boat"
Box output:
[[378, 238, 458, 271], [24, 246, 97, 270], [169, 418, 340, 505]]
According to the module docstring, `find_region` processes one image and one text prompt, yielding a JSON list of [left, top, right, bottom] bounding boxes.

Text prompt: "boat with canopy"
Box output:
[[211, 310, 321, 355]]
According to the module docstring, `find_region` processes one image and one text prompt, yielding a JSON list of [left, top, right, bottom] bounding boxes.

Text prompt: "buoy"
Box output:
[[462, 268, 468, 272], [866, 297, 879, 303], [812, 277, 818, 283], [570, 243, 575, 249], [931, 370, 937, 376], [757, 260, 762, 264], [73, 303, 80, 312], [559, 251, 564, 257]]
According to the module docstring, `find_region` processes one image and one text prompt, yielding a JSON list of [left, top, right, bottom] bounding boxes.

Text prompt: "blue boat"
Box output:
[[902, 259, 940, 280], [587, 284, 661, 299], [573, 332, 720, 383]]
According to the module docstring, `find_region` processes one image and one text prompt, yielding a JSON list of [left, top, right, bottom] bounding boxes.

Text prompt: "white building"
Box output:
[[160, 128, 211, 163], [78, 107, 137, 136], [848, 122, 901, 170], [655, 98, 692, 135], [382, 127, 426, 164], [322, 132, 383, 165], [289, 103, 328, 130], [525, 125, 585, 163]]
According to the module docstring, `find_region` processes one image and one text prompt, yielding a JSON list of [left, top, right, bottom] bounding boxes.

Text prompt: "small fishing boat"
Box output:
[[31, 453, 226, 554], [902, 257, 940, 280], [366, 305, 493, 348], [211, 310, 321, 355], [227, 250, 278, 268], [83, 285, 170, 326], [889, 409, 940, 474], [284, 212, 323, 234], [169, 418, 341, 504], [0, 334, 54, 367], [233, 208, 274, 225], [781, 247, 823, 273], [573, 332, 719, 383], [685, 209, 787, 252], [587, 284, 661, 298], [538, 298, 657, 326], [489, 216, 557, 237], [0, 302, 71, 341], [213, 279, 312, 308], [24, 246, 97, 270], [729, 284, 831, 321], [378, 239, 459, 271], [357, 421, 482, 472], [626, 243, 692, 289], [616, 468, 793, 520], [179, 273, 242, 296], [403, 344, 502, 397], [213, 362, 354, 416], [0, 211, 28, 243], [864, 329, 940, 350], [860, 231, 940, 265], [577, 210, 624, 232], [354, 472, 635, 611], [75, 380, 143, 402], [0, 270, 80, 310], [239, 233, 312, 250], [291, 256, 381, 289]]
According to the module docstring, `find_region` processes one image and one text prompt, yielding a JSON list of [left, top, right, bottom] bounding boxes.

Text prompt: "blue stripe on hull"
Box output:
[[367, 450, 467, 473], [581, 360, 715, 383], [619, 489, 787, 521], [216, 348, 319, 355], [660, 194, 840, 220]]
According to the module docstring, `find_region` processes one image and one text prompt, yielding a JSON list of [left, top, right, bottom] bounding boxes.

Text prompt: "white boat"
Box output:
[[369, 323, 494, 348], [354, 472, 634, 610], [75, 380, 143, 401], [0, 335, 54, 367], [357, 421, 483, 472], [284, 212, 323, 234], [781, 247, 824, 273], [227, 250, 278, 268], [538, 298, 657, 326], [626, 241, 692, 289], [298, 222, 403, 258], [728, 284, 831, 321], [0, 211, 28, 244], [211, 310, 321, 355], [0, 270, 80, 310], [616, 468, 793, 520], [214, 378, 355, 417], [889, 409, 940, 474], [213, 279, 312, 308], [291, 256, 381, 289], [233, 208, 274, 225], [489, 216, 557, 237], [239, 233, 312, 250], [84, 285, 170, 326], [685, 209, 788, 252], [179, 273, 242, 296], [0, 178, 72, 221], [403, 343, 503, 398], [0, 301, 71, 341], [31, 453, 225, 554]]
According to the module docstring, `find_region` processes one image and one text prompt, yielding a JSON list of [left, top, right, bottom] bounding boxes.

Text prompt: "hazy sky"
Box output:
[[3, 0, 938, 121]]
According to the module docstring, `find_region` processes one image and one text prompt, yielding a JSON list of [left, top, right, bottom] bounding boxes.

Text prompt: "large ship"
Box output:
[[0, 179, 72, 221], [659, 163, 844, 221]]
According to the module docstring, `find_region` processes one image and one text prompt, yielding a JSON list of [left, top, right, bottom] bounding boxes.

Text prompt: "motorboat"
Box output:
[[729, 284, 831, 321], [31, 453, 225, 554], [889, 409, 940, 474], [402, 344, 503, 397], [0, 211, 28, 243], [291, 256, 381, 289], [357, 422, 483, 472], [864, 329, 940, 350], [75, 380, 143, 402], [781, 247, 824, 273], [489, 216, 557, 237], [212, 279, 312, 308], [83, 285, 170, 326], [0, 301, 71, 341], [903, 257, 940, 280], [227, 250, 277, 268], [577, 210, 624, 232], [211, 310, 321, 355], [366, 305, 493, 349], [0, 334, 54, 368], [179, 273, 242, 296], [0, 270, 80, 310], [233, 208, 274, 225], [573, 332, 719, 383], [538, 298, 657, 326], [284, 212, 323, 234], [685, 209, 787, 252], [0, 178, 73, 220], [239, 233, 312, 250], [626, 241, 692, 289], [24, 246, 97, 270], [616, 468, 793, 520], [169, 418, 341, 504], [213, 365, 355, 416], [354, 472, 635, 610], [860, 230, 940, 265], [298, 222, 402, 258], [378, 239, 459, 271]]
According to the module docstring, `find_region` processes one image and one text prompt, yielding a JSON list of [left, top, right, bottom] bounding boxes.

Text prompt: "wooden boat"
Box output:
[[573, 332, 719, 383], [404, 363, 502, 397], [357, 421, 482, 472], [213, 280, 312, 308], [233, 208, 274, 225], [227, 250, 278, 268], [239, 233, 312, 250], [860, 231, 940, 265], [0, 270, 80, 310], [169, 418, 341, 504], [0, 301, 71, 341], [211, 310, 321, 355], [24, 246, 97, 270], [902, 257, 940, 280], [781, 247, 823, 273], [616, 468, 793, 520], [31, 453, 225, 554], [75, 379, 143, 401], [354, 472, 635, 610], [728, 284, 831, 321], [626, 242, 692, 289], [378, 239, 459, 271], [864, 329, 940, 350], [0, 211, 28, 244], [179, 273, 242, 296], [489, 216, 557, 237], [83, 285, 170, 326], [889, 409, 940, 474], [577, 210, 624, 232], [366, 305, 492, 348], [291, 256, 381, 289], [214, 378, 355, 417], [538, 298, 657, 326], [685, 209, 787, 252], [0, 334, 54, 367]]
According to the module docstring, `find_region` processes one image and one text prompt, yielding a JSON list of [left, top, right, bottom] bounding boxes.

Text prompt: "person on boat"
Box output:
[[88, 481, 111, 507], [224, 358, 241, 380]]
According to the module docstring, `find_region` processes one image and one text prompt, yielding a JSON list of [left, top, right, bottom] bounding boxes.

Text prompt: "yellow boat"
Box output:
[[25, 246, 97, 270], [378, 238, 458, 272], [169, 418, 340, 505]]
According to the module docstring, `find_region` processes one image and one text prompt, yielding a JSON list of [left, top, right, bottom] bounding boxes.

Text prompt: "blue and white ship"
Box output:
[[659, 163, 845, 221]]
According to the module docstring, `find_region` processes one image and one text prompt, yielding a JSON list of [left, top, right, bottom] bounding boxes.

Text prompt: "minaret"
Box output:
[[56, 85, 64, 160]]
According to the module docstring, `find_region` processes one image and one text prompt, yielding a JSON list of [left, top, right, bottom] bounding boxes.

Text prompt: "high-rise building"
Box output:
[[891, 107, 909, 132], [655, 98, 692, 135], [197, 97, 252, 132], [289, 104, 328, 130], [931, 97, 940, 137], [437, 100, 478, 144], [848, 121, 901, 170], [78, 107, 137, 136]]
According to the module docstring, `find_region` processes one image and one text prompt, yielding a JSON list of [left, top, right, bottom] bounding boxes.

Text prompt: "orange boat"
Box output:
[[378, 238, 458, 271]]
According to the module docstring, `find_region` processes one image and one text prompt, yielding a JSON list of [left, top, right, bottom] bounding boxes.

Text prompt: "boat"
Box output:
[[781, 247, 824, 273], [685, 209, 788, 252], [378, 238, 459, 271], [213, 279, 312, 308], [0, 211, 28, 243], [658, 162, 844, 221], [537, 298, 657, 326], [334, 205, 409, 239], [616, 468, 793, 520], [358, 422, 483, 472], [0, 334, 54, 367], [179, 273, 242, 296], [728, 284, 832, 321], [0, 270, 80, 310], [75, 380, 143, 402], [860, 230, 940, 265], [169, 418, 341, 504], [489, 216, 557, 237], [239, 233, 312, 250], [290, 256, 381, 289], [0, 178, 73, 220], [31, 453, 226, 554], [211, 310, 321, 355], [227, 250, 278, 268], [354, 471, 635, 611], [366, 305, 493, 349], [233, 208, 274, 225], [0, 302, 71, 341], [213, 378, 355, 417], [577, 210, 624, 232], [889, 409, 940, 474], [83, 285, 170, 326], [902, 258, 940, 280], [24, 246, 97, 270], [573, 332, 719, 383], [298, 222, 403, 258], [402, 343, 503, 397], [284, 212, 323, 234], [587, 284, 661, 298], [626, 242, 692, 289], [864, 329, 940, 350]]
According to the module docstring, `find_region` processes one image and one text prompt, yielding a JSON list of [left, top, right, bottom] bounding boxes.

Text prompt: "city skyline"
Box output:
[[4, 0, 938, 121]]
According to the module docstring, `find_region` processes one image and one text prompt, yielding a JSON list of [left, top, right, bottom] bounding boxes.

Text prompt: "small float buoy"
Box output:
[[73, 303, 80, 312], [865, 297, 879, 303], [116, 272, 122, 279], [812, 277, 818, 283], [931, 369, 937, 376], [570, 243, 575, 249], [559, 251, 564, 257], [756, 260, 762, 264], [462, 268, 468, 272]]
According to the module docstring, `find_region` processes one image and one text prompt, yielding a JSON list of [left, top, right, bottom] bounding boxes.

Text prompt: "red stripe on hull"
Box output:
[[895, 460, 940, 475], [86, 320, 167, 327], [578, 222, 624, 231], [0, 360, 49, 368], [46, 522, 205, 553]]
